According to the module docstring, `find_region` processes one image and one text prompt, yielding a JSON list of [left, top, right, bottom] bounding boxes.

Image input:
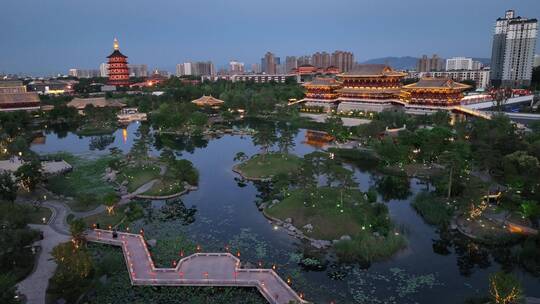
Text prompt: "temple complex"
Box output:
[[299, 64, 477, 115], [302, 77, 342, 103], [402, 78, 471, 107], [107, 38, 130, 87], [0, 80, 40, 112], [336, 64, 407, 112]]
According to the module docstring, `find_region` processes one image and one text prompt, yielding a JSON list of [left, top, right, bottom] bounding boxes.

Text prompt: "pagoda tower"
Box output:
[[107, 38, 130, 87]]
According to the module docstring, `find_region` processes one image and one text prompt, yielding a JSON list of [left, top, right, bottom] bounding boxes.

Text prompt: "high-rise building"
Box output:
[[128, 64, 148, 77], [100, 63, 109, 77], [472, 61, 484, 70], [68, 68, 101, 78], [534, 54, 540, 68], [417, 54, 444, 72], [331, 51, 354, 72], [312, 52, 331, 69], [262, 52, 277, 74], [251, 63, 261, 74], [285, 56, 297, 73], [176, 62, 193, 76], [446, 57, 473, 71], [192, 61, 215, 76], [107, 38, 130, 86], [229, 60, 245, 75], [490, 10, 538, 87], [297, 55, 312, 66]]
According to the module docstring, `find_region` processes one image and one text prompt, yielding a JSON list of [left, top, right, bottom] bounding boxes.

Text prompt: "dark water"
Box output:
[[31, 123, 540, 304]]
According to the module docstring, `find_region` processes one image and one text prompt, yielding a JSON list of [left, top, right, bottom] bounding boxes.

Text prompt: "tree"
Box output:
[[277, 122, 298, 155], [489, 272, 523, 304], [159, 148, 176, 165], [439, 141, 470, 198], [14, 160, 42, 192], [325, 115, 348, 142], [252, 123, 277, 160], [0, 172, 17, 203], [103, 192, 118, 215], [233, 152, 248, 163], [520, 200, 540, 221], [69, 218, 87, 248], [50, 243, 93, 302], [0, 274, 21, 304]]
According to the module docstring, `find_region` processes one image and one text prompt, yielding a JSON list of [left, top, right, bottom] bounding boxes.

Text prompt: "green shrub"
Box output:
[[334, 231, 407, 263], [411, 192, 453, 226]]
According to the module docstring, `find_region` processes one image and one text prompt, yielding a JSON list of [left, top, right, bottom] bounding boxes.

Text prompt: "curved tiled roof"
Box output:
[[303, 77, 341, 87], [191, 95, 224, 106], [403, 78, 471, 90], [339, 64, 406, 77], [0, 92, 40, 105], [107, 50, 128, 58]]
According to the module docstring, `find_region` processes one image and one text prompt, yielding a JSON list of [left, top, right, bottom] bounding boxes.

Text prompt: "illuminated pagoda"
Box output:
[[302, 77, 342, 103], [403, 78, 471, 107], [336, 64, 406, 112], [107, 38, 130, 87]]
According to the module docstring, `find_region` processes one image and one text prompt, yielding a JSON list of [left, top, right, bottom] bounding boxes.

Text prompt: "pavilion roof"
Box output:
[[339, 64, 406, 77], [191, 95, 225, 107], [0, 80, 24, 88], [303, 77, 341, 87], [403, 78, 471, 90], [107, 49, 128, 59], [0, 92, 40, 105], [67, 97, 126, 109]]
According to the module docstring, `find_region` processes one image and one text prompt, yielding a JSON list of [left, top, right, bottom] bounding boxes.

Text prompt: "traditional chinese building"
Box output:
[[191, 95, 225, 107], [337, 64, 406, 102], [0, 80, 40, 112], [302, 77, 342, 103], [107, 38, 130, 87], [402, 78, 471, 107]]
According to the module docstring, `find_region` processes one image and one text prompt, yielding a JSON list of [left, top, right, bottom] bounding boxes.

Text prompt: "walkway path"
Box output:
[[86, 229, 308, 304], [17, 224, 70, 304]]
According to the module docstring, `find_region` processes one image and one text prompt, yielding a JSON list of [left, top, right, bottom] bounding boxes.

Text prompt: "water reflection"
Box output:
[[375, 173, 412, 201], [89, 135, 115, 151], [30, 121, 540, 303]]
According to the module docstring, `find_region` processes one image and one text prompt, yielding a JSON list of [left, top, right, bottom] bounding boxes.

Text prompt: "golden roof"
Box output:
[[191, 95, 225, 107], [403, 78, 471, 90], [303, 77, 341, 88], [338, 64, 406, 78]]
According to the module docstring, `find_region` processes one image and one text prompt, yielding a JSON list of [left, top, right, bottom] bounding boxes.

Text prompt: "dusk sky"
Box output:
[[1, 0, 539, 75]]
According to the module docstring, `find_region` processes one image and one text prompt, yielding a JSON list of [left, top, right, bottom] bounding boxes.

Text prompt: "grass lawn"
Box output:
[[27, 206, 53, 225], [82, 205, 127, 229], [46, 153, 117, 212], [266, 187, 385, 240], [143, 178, 185, 196], [266, 187, 406, 262], [117, 164, 161, 193], [236, 153, 302, 179]]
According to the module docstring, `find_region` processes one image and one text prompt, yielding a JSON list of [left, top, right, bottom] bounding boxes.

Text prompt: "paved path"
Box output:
[[17, 224, 70, 304], [86, 229, 308, 304]]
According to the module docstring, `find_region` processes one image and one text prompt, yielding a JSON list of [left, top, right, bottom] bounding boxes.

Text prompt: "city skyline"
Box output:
[[0, 0, 539, 75]]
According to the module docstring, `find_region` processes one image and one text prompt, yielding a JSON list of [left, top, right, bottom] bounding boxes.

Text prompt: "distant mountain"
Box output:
[[361, 56, 418, 70]]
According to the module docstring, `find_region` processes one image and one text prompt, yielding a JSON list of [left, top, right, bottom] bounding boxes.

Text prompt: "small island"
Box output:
[[235, 149, 407, 263]]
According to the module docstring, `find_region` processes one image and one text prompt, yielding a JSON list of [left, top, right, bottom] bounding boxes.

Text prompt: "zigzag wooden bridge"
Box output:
[[86, 229, 308, 304]]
